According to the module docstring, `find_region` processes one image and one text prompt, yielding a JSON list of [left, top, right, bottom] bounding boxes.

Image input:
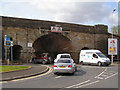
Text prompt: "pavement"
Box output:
[[1, 63, 49, 81]]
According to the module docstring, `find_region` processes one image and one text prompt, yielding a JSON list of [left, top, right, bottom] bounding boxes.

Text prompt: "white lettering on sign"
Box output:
[[28, 43, 32, 47], [108, 38, 118, 55], [51, 26, 62, 33]]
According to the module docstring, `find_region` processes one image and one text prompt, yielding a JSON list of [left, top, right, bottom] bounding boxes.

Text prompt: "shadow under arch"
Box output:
[[10, 45, 23, 60], [33, 32, 73, 61], [81, 47, 89, 50]]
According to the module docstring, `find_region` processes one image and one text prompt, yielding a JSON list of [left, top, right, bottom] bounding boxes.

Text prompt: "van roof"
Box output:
[[81, 50, 101, 53], [57, 53, 70, 56]]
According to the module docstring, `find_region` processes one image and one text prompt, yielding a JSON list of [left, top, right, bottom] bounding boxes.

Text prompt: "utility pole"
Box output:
[[111, 8, 116, 64]]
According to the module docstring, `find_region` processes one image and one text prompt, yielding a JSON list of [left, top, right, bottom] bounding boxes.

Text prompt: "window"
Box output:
[[96, 52, 107, 58], [93, 54, 98, 58], [57, 60, 71, 63], [61, 55, 71, 58]]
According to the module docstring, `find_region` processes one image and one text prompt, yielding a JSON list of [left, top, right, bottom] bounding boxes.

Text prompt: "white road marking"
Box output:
[[55, 76, 63, 79], [94, 68, 107, 79], [66, 80, 90, 88], [110, 71, 116, 73], [96, 77, 103, 80], [105, 72, 118, 79], [94, 66, 118, 80], [75, 80, 100, 88], [100, 74, 108, 77]]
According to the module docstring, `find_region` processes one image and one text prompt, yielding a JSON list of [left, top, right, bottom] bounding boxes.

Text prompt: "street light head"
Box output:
[[113, 8, 116, 12]]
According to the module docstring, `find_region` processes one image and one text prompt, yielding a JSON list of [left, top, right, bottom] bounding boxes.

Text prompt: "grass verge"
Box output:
[[0, 66, 31, 73]]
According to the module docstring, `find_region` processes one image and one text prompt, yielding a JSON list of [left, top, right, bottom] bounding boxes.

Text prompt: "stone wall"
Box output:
[[2, 16, 108, 34], [1, 16, 120, 62]]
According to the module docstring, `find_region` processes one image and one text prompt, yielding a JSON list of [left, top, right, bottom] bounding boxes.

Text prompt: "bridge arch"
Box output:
[[81, 47, 89, 50], [33, 32, 73, 60]]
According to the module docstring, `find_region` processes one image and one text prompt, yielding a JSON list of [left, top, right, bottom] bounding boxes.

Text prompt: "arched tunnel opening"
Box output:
[[81, 47, 89, 50], [33, 33, 73, 62]]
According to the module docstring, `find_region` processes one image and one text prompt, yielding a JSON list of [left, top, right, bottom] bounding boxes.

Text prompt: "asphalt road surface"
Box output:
[[2, 64, 119, 89]]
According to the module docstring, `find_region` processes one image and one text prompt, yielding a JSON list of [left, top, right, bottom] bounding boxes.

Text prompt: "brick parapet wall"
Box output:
[[2, 16, 108, 34]]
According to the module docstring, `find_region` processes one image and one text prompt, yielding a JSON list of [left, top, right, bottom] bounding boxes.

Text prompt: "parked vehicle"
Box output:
[[54, 58, 77, 74], [79, 50, 111, 66], [54, 53, 72, 63], [32, 53, 52, 64]]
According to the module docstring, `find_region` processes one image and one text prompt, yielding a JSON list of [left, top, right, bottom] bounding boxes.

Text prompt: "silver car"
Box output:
[[54, 58, 77, 74]]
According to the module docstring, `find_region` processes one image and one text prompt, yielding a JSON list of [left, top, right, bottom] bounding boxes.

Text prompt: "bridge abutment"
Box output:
[[1, 16, 120, 63]]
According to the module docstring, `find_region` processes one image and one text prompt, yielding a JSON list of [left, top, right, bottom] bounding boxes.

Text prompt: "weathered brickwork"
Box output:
[[1, 16, 120, 62]]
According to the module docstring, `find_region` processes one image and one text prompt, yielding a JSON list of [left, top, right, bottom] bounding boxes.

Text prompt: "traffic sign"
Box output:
[[51, 26, 62, 33], [4, 35, 13, 46], [4, 35, 13, 61], [5, 35, 13, 41], [110, 48, 115, 51], [51, 26, 56, 32], [57, 27, 62, 32], [28, 43, 32, 47], [108, 38, 118, 55]]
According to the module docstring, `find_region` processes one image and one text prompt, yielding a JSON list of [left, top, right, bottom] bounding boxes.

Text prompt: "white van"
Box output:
[[79, 50, 111, 66]]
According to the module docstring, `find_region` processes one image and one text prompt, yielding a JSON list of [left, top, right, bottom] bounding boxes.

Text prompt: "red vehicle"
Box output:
[[32, 53, 52, 64]]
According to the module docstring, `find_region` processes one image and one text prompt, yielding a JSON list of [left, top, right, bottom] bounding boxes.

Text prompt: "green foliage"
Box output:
[[111, 25, 120, 35]]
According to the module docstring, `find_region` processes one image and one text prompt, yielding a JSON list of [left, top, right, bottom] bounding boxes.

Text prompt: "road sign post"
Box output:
[[5, 45, 7, 60], [111, 50, 113, 64], [4, 35, 13, 62]]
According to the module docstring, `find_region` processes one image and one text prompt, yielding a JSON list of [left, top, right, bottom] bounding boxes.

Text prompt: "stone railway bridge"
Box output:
[[1, 16, 120, 63]]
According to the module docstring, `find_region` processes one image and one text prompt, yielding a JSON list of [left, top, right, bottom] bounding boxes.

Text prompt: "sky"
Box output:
[[0, 0, 119, 33]]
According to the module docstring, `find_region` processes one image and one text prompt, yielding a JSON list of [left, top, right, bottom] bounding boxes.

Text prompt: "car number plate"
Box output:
[[60, 66, 66, 68]]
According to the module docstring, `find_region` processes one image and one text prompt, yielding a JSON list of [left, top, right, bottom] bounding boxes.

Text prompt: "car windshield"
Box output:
[[61, 55, 71, 58], [57, 60, 71, 63], [96, 52, 107, 58]]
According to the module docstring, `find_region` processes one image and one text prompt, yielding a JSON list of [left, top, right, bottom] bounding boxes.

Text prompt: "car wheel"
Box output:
[[97, 62, 102, 66], [54, 72, 57, 74], [106, 64, 109, 66], [33, 60, 36, 64], [49, 61, 52, 64], [80, 61, 84, 65], [54, 72, 59, 75], [75, 67, 77, 72], [71, 72, 75, 75]]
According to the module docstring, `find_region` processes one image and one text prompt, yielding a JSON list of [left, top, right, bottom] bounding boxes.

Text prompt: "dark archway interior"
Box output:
[[33, 33, 72, 61], [12, 45, 22, 60], [81, 47, 89, 50]]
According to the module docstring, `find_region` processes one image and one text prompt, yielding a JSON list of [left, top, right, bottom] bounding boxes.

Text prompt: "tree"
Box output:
[[111, 26, 120, 36]]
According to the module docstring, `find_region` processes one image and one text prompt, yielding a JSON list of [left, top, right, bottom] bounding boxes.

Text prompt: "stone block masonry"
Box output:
[[1, 16, 120, 62]]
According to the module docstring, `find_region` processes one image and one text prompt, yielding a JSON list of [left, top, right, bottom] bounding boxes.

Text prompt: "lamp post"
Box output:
[[111, 8, 116, 64]]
